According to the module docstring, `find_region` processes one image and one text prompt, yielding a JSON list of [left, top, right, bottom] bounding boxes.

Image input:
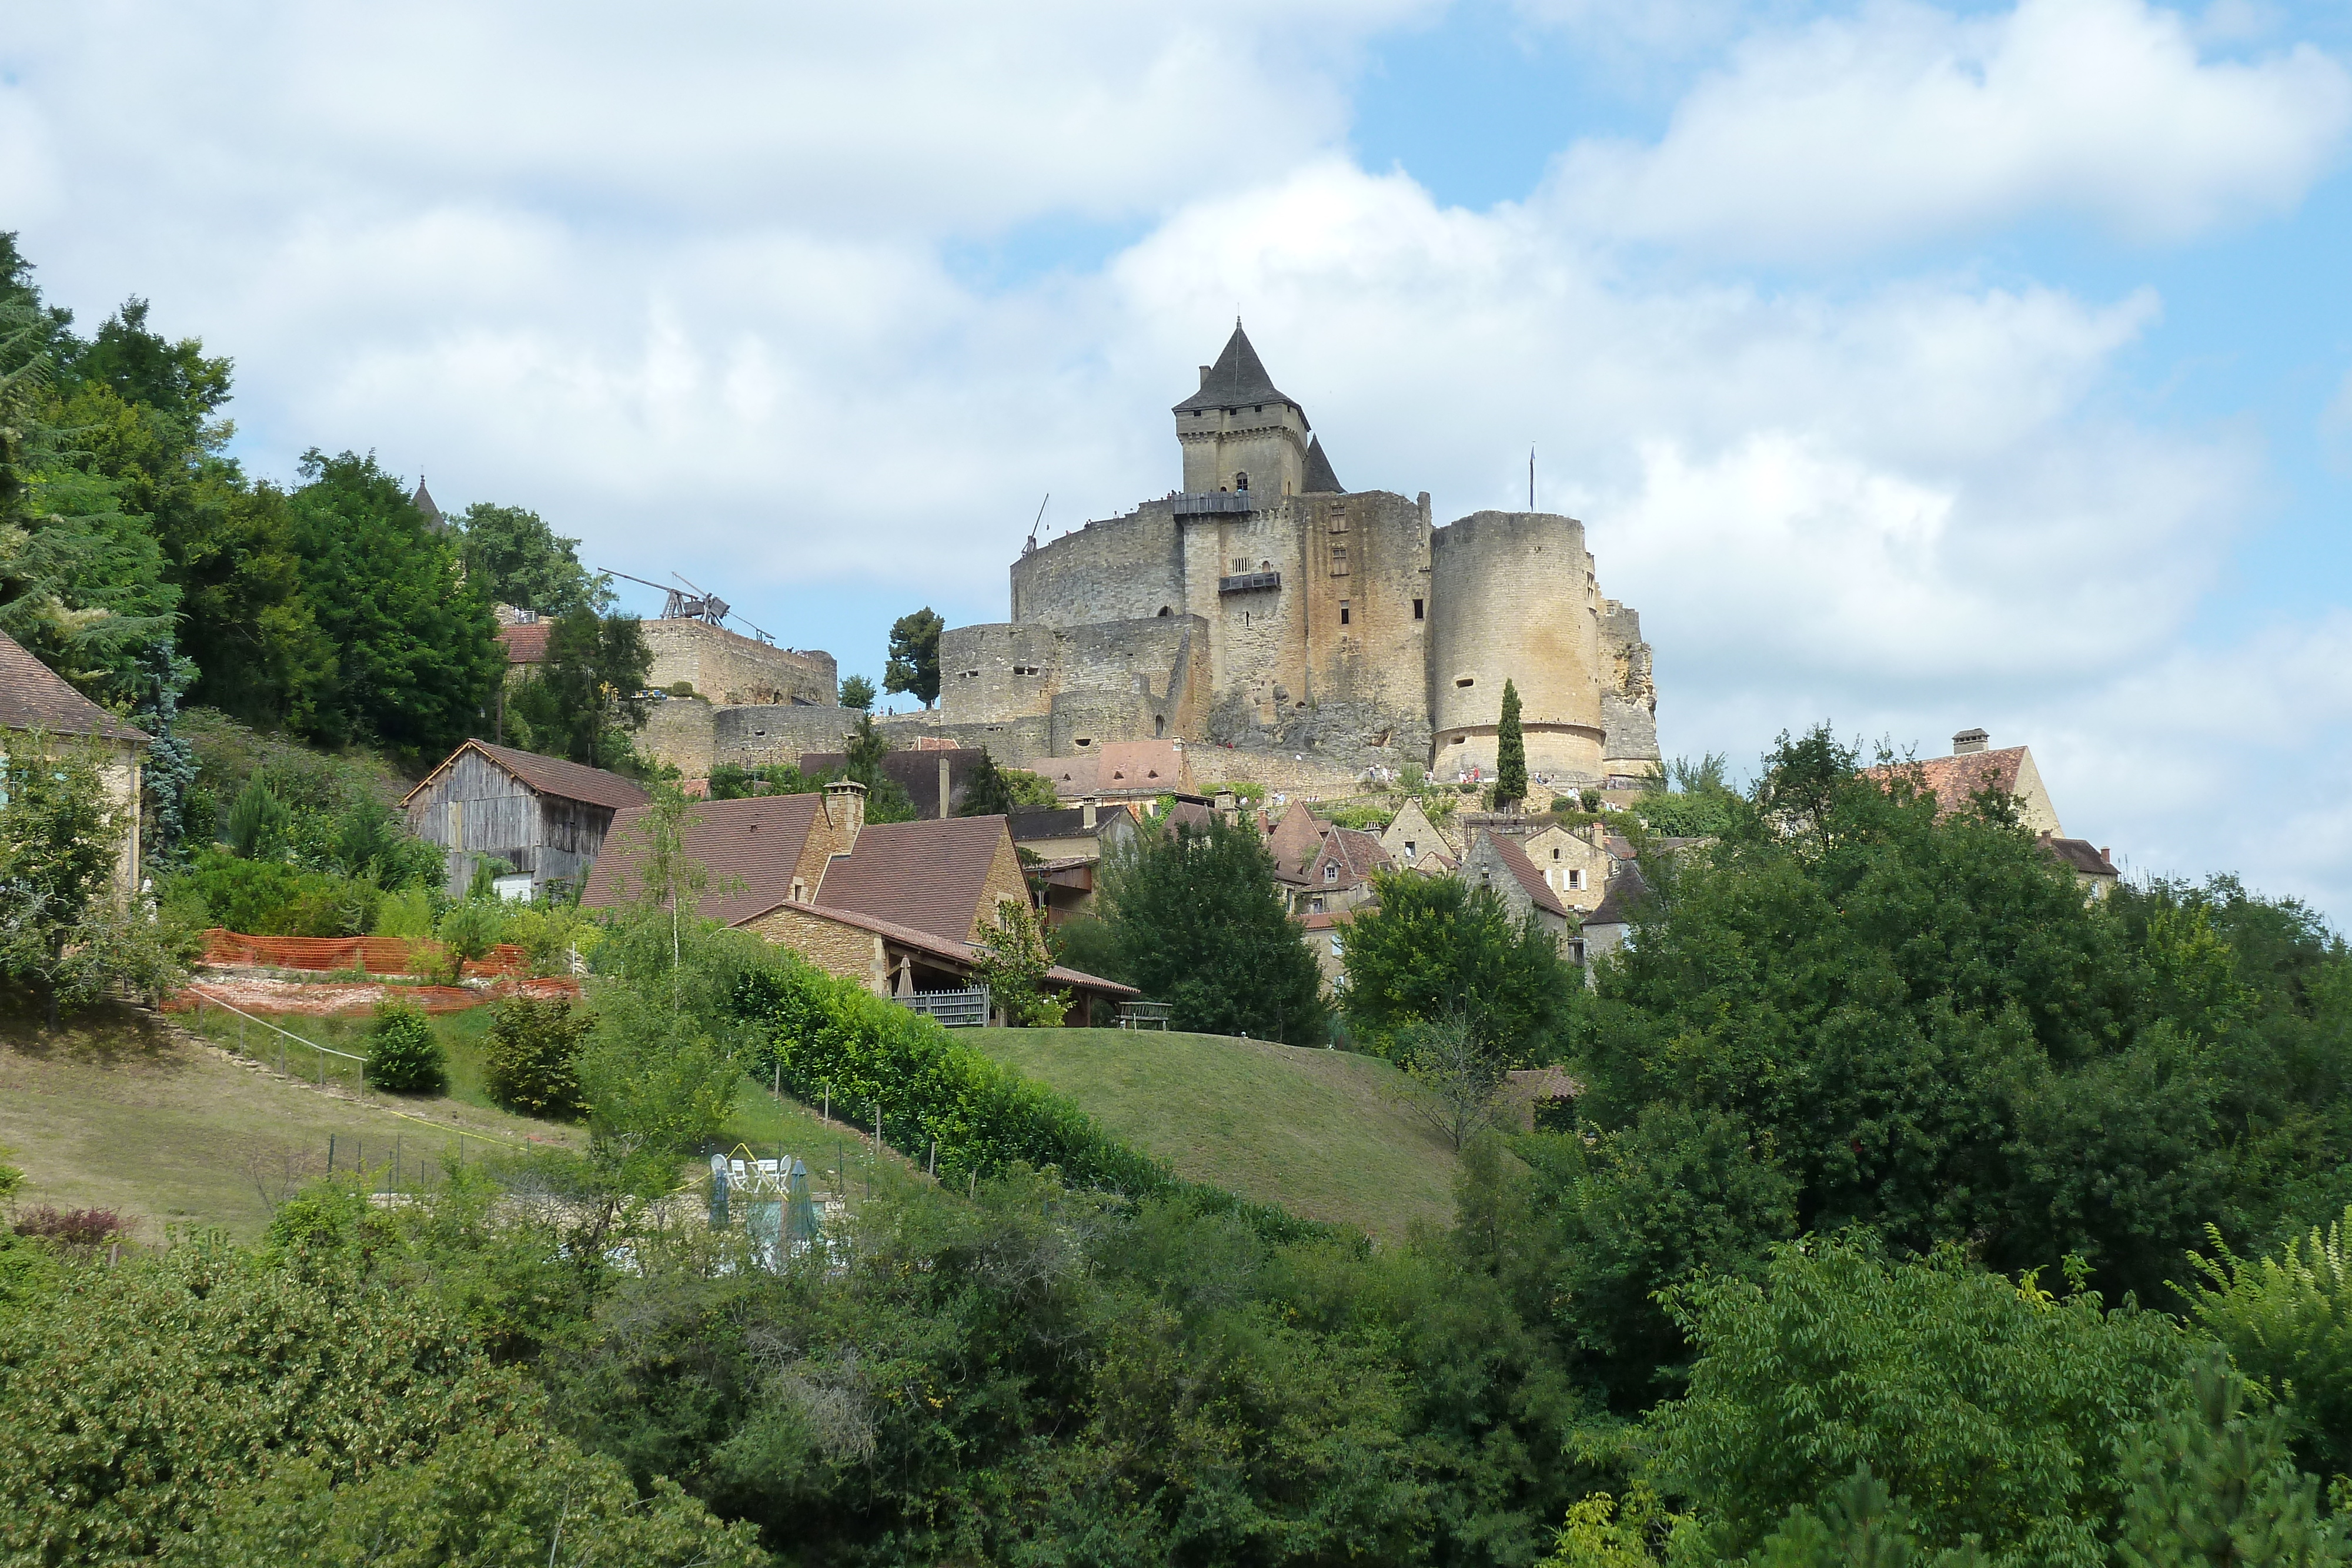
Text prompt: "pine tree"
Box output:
[[1496, 677, 1527, 807]]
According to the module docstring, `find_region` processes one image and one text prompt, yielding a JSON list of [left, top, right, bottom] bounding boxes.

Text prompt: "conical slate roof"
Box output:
[[1301, 435, 1344, 493], [1174, 322, 1304, 420], [411, 477, 446, 533]]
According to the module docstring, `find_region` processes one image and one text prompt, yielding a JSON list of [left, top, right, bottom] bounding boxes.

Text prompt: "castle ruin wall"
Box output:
[[1428, 510, 1605, 785]]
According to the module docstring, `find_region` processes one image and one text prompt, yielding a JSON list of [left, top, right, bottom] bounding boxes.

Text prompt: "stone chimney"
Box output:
[[938, 755, 952, 819], [1082, 797, 1098, 830], [1953, 727, 1989, 755], [820, 779, 867, 858], [1214, 787, 1237, 823], [1199, 365, 1211, 388]]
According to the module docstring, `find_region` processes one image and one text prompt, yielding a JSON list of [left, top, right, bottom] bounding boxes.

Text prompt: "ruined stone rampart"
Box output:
[[642, 618, 836, 708]]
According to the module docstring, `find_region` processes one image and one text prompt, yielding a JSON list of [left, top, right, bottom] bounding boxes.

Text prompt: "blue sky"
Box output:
[[8, 0, 2352, 914]]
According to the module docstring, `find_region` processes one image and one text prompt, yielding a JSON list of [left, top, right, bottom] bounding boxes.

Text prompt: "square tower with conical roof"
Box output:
[[1173, 322, 1312, 497]]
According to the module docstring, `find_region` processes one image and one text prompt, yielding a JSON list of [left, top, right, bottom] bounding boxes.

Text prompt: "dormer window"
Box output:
[[1324, 862, 1338, 883]]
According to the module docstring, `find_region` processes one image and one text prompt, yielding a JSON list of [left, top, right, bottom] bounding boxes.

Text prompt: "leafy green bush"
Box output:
[[2179, 1206, 2352, 1480], [484, 996, 591, 1119], [365, 998, 446, 1094], [735, 955, 1325, 1242], [168, 847, 373, 935], [739, 957, 1159, 1190]]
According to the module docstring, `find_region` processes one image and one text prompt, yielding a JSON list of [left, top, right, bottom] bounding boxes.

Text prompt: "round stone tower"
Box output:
[[1426, 510, 1605, 786]]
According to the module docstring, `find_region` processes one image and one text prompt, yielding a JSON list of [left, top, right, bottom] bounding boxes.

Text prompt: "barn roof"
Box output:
[[404, 740, 650, 812], [581, 793, 824, 925]]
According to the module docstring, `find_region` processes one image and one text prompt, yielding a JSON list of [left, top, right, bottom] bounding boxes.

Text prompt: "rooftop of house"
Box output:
[[0, 630, 150, 745], [1585, 864, 1651, 927], [1267, 800, 1327, 882], [1473, 831, 1570, 920], [1007, 805, 1132, 841], [778, 895, 1137, 999], [403, 740, 651, 813], [812, 814, 1017, 945], [1035, 740, 1194, 799], [1307, 825, 1392, 890], [1865, 745, 2031, 817], [497, 621, 553, 665], [581, 793, 825, 925], [2040, 834, 2119, 878]]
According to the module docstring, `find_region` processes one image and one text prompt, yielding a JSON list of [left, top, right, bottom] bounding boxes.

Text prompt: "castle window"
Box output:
[[1235, 472, 1250, 491], [1456, 676, 1475, 688], [1157, 605, 1171, 617], [1074, 738, 1092, 747], [1339, 601, 1351, 626], [1412, 598, 1424, 620], [1330, 544, 1349, 577]]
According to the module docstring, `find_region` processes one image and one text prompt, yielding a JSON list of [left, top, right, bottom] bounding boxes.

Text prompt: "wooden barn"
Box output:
[[402, 740, 650, 898]]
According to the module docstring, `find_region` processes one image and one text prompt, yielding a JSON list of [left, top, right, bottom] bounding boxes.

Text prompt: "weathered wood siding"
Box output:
[[405, 748, 620, 895]]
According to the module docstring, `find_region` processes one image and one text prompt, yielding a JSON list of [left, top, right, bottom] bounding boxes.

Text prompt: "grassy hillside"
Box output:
[[976, 1028, 1459, 1243], [4, 998, 923, 1241]]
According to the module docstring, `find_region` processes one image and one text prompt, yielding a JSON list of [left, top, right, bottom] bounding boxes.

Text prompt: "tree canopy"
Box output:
[[883, 606, 943, 709]]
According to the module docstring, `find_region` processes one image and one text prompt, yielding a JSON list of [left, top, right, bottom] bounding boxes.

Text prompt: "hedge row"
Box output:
[[732, 959, 1338, 1245]]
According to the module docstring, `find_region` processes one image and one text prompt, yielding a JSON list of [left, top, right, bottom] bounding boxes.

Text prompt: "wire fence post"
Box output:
[[328, 1134, 336, 1175]]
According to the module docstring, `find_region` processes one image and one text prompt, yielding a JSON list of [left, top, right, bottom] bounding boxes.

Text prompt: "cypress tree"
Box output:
[[1496, 677, 1527, 806]]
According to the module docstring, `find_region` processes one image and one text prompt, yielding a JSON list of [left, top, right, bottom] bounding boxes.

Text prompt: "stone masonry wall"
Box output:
[[642, 618, 836, 707], [1428, 510, 1605, 785], [1010, 507, 1187, 629]]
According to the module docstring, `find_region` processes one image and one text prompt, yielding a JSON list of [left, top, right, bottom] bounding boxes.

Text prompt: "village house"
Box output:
[[0, 629, 149, 898], [1008, 799, 1140, 925], [1518, 820, 1613, 912], [1869, 728, 2064, 836], [1293, 825, 1391, 918], [1033, 739, 1197, 804], [1377, 797, 1461, 871], [1576, 864, 1648, 980], [402, 739, 650, 898], [1462, 829, 1577, 956], [2040, 833, 2122, 899], [580, 781, 1135, 1024]]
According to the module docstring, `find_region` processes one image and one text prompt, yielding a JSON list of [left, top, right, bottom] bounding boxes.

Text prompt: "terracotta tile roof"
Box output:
[[1305, 826, 1392, 891], [405, 740, 650, 813], [1035, 740, 1194, 798], [1267, 800, 1326, 882], [815, 814, 1017, 945], [497, 621, 553, 665], [1161, 800, 1216, 834], [0, 630, 149, 744], [1867, 747, 2027, 817], [582, 794, 823, 925], [1479, 831, 1570, 919]]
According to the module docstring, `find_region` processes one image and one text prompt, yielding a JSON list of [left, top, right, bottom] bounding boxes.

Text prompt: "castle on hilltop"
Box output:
[[642, 323, 1662, 795]]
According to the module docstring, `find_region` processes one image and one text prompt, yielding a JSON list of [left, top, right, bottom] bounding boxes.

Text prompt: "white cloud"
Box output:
[[4, 0, 2348, 914], [1545, 0, 2352, 260]]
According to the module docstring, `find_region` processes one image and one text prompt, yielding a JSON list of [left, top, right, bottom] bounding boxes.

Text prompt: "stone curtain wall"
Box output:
[[642, 618, 837, 707], [1009, 506, 1188, 629]]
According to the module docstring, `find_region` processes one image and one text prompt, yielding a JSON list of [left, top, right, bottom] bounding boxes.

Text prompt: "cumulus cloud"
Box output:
[[1545, 0, 2352, 259], [3, 0, 2346, 912]]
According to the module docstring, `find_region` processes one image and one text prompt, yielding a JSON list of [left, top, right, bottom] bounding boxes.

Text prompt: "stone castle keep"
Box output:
[[644, 325, 1660, 793]]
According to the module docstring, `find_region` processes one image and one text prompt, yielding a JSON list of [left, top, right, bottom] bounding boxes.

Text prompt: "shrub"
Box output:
[[435, 900, 505, 984], [484, 997, 591, 1119], [169, 848, 371, 936], [11, 1206, 128, 1248], [967, 897, 1068, 1027], [366, 999, 446, 1094]]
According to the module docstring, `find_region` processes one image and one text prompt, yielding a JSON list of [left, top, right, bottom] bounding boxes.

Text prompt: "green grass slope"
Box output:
[[3, 998, 912, 1241], [975, 1028, 1459, 1243]]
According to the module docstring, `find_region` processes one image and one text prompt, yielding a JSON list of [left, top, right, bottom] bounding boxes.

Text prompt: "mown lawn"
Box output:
[[5, 994, 933, 1241], [975, 1027, 1461, 1243]]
